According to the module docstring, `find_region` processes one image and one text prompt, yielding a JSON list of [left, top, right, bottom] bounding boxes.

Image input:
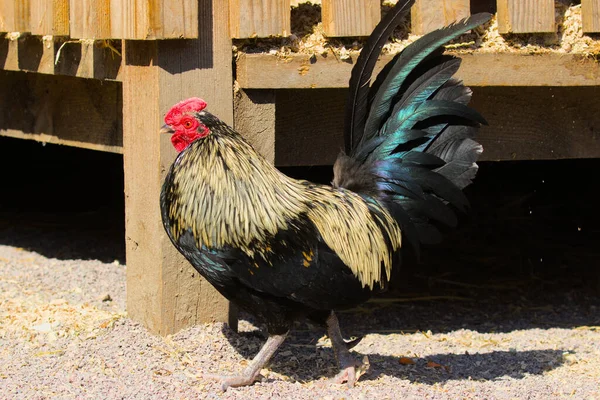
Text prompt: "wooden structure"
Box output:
[[1, 0, 600, 335], [497, 0, 555, 33]]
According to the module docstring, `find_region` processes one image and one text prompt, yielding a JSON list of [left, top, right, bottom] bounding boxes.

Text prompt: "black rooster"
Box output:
[[160, 0, 491, 390]]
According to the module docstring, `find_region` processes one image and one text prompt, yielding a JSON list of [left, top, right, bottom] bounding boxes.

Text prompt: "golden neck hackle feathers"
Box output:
[[165, 126, 402, 289]]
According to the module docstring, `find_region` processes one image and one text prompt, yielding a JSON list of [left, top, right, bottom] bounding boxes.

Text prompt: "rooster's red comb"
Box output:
[[165, 98, 207, 125]]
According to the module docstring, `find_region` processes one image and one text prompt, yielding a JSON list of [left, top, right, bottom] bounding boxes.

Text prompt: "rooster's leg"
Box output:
[[204, 332, 287, 391], [326, 311, 369, 387]]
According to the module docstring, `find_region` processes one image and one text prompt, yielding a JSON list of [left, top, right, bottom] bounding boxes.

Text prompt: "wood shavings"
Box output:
[[235, 1, 600, 60], [1, 296, 125, 344]]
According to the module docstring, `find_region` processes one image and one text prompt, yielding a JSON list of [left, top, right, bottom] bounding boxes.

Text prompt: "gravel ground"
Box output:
[[1, 242, 599, 400]]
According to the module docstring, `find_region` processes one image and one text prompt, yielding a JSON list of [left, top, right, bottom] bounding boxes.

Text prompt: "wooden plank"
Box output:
[[411, 0, 470, 35], [229, 0, 291, 38], [0, 69, 122, 153], [497, 0, 555, 33], [0, 0, 31, 32], [160, 0, 199, 39], [266, 86, 600, 166], [30, 0, 70, 36], [69, 0, 111, 39], [122, 0, 237, 336], [582, 0, 600, 33], [236, 52, 600, 89], [111, 0, 199, 39], [321, 0, 380, 37], [0, 2, 11, 32]]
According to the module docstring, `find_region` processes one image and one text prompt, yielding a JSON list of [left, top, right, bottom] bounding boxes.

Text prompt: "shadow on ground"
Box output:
[[219, 322, 566, 385]]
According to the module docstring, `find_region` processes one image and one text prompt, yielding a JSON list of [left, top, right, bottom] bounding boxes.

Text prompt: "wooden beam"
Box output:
[[0, 69, 122, 153], [122, 0, 237, 336], [236, 52, 600, 89], [582, 0, 600, 33], [230, 0, 291, 38], [69, 0, 111, 39], [411, 0, 470, 35], [30, 0, 70, 36], [264, 86, 600, 166], [497, 0, 555, 33], [321, 0, 380, 37], [110, 0, 199, 39]]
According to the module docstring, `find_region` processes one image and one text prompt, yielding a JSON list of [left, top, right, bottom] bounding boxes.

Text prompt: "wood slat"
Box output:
[[30, 0, 70, 36], [582, 0, 600, 33], [69, 0, 111, 39], [229, 0, 290, 38], [111, 0, 199, 39], [236, 52, 600, 89], [411, 0, 470, 35], [321, 0, 380, 37], [497, 0, 555, 33], [0, 0, 31, 32]]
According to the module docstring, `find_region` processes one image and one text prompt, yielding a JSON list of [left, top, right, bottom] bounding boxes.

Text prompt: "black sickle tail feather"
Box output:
[[344, 0, 415, 154], [335, 9, 493, 255]]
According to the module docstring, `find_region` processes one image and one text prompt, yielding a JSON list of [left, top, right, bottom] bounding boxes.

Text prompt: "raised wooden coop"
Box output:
[[1, 0, 599, 335]]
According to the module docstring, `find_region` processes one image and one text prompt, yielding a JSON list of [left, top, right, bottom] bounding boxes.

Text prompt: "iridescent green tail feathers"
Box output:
[[335, 4, 493, 252]]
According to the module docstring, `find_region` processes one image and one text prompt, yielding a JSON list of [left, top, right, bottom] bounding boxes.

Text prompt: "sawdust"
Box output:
[[234, 1, 600, 61]]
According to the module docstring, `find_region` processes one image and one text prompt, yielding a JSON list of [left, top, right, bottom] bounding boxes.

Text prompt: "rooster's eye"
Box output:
[[183, 120, 194, 129]]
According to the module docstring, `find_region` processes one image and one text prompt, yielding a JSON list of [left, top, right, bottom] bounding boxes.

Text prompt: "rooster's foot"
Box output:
[[202, 372, 265, 391], [326, 311, 369, 387], [201, 332, 287, 391], [331, 355, 370, 387]]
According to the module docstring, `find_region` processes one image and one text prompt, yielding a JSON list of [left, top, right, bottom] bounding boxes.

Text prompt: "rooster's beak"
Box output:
[[160, 124, 175, 135]]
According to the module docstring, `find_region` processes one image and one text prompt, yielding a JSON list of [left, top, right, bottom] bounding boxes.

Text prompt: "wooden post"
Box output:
[[411, 0, 470, 35], [30, 0, 70, 36], [122, 0, 237, 335], [497, 0, 555, 33], [229, 0, 291, 38], [321, 0, 380, 37], [582, 0, 600, 33]]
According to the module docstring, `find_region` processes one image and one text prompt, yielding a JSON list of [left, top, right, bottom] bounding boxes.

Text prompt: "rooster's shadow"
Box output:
[[220, 323, 566, 385]]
